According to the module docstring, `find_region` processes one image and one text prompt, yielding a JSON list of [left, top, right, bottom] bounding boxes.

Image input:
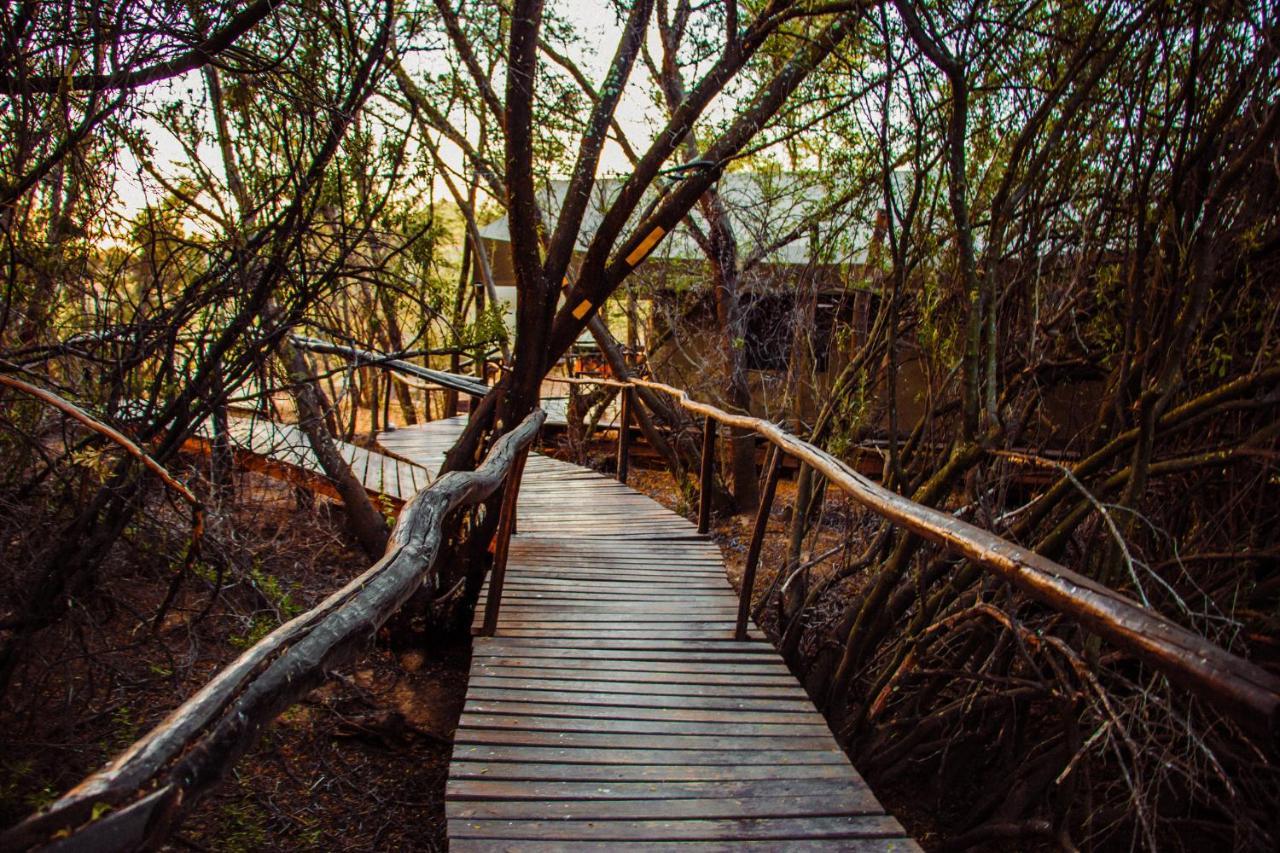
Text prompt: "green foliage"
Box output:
[[232, 566, 304, 650], [0, 760, 58, 814], [213, 792, 271, 853]]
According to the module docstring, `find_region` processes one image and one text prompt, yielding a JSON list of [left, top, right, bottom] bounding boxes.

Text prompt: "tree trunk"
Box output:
[[281, 342, 389, 557]]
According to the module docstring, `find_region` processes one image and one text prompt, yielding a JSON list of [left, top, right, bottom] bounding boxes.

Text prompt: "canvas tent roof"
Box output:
[[477, 172, 892, 268]]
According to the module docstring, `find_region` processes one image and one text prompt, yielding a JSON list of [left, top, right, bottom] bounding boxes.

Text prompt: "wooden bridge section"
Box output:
[[187, 414, 429, 504], [380, 418, 918, 850]]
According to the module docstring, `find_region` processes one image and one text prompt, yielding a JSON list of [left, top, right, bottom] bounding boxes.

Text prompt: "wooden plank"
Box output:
[[481, 611, 742, 624], [486, 601, 741, 613], [471, 648, 780, 664], [451, 744, 848, 768], [446, 778, 866, 803], [473, 637, 773, 652], [448, 762, 853, 783], [468, 676, 805, 698], [447, 793, 884, 821], [472, 657, 791, 675], [450, 839, 919, 852], [454, 729, 836, 751], [456, 714, 831, 738], [485, 577, 729, 588], [470, 667, 797, 687], [448, 815, 908, 841], [480, 629, 756, 640], [490, 590, 736, 602], [464, 688, 813, 712], [459, 700, 819, 725]]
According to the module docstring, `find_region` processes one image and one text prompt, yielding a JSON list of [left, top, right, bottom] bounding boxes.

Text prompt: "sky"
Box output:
[[113, 0, 658, 220]]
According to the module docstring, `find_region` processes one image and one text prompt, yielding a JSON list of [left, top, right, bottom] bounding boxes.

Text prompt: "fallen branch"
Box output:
[[0, 374, 199, 509]]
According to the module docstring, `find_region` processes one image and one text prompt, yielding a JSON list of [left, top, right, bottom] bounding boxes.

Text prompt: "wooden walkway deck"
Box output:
[[188, 415, 429, 504], [380, 417, 917, 851]]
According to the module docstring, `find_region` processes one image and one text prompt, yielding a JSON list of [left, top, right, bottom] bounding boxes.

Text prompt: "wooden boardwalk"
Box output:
[[188, 415, 429, 504], [380, 417, 917, 851]]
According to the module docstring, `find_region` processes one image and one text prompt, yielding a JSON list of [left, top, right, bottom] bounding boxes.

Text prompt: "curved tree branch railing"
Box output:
[[532, 374, 1280, 746], [1, 409, 545, 853], [630, 379, 1280, 745]]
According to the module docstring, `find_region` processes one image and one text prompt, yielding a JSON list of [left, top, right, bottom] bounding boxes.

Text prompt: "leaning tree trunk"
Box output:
[[281, 341, 389, 557]]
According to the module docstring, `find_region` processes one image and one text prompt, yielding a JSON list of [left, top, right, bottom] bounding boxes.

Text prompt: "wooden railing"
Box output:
[[514, 374, 1280, 745], [2, 410, 545, 853], [290, 334, 490, 398]]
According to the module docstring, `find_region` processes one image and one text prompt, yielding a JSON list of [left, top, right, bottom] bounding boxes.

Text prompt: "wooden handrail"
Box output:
[[630, 378, 1280, 745], [290, 335, 490, 397], [3, 409, 547, 852], [539, 372, 631, 389]]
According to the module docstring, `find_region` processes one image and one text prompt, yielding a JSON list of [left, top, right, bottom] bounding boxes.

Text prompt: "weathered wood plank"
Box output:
[[456, 714, 831, 737], [465, 688, 812, 712], [459, 700, 819, 725], [454, 729, 836, 751], [447, 762, 854, 783], [447, 793, 885, 822], [449, 839, 919, 852], [445, 778, 866, 802], [474, 637, 773, 652], [469, 668, 798, 687], [468, 676, 807, 699], [448, 815, 908, 841]]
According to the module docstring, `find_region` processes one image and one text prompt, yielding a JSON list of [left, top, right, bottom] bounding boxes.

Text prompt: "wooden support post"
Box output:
[[481, 444, 530, 637], [737, 446, 784, 640], [697, 415, 717, 534], [616, 385, 632, 483]]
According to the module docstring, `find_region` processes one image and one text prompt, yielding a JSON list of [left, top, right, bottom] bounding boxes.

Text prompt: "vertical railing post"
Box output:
[[697, 415, 717, 534], [616, 384, 632, 483], [481, 442, 531, 637], [736, 446, 784, 640]]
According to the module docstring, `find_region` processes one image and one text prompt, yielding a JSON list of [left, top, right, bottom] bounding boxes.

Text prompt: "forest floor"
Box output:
[[0, 463, 466, 852]]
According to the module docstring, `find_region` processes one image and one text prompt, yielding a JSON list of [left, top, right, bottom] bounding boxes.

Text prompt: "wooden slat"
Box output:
[[448, 762, 853, 783], [187, 415, 432, 509], [450, 839, 915, 852], [447, 793, 882, 820], [460, 700, 824, 725], [471, 657, 790, 674], [454, 729, 836, 751], [470, 667, 797, 686], [456, 714, 831, 737], [448, 815, 908, 841], [446, 778, 862, 802]]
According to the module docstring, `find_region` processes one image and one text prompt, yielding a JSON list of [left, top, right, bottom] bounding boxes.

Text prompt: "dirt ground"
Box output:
[[0, 463, 470, 852]]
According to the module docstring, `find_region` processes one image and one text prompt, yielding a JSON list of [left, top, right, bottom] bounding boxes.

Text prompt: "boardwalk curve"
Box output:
[[380, 417, 918, 851], [188, 414, 429, 503]]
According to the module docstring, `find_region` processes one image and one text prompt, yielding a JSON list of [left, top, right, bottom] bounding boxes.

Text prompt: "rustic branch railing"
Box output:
[[626, 379, 1280, 745], [2, 409, 546, 853], [290, 334, 490, 398], [518, 370, 1280, 744]]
